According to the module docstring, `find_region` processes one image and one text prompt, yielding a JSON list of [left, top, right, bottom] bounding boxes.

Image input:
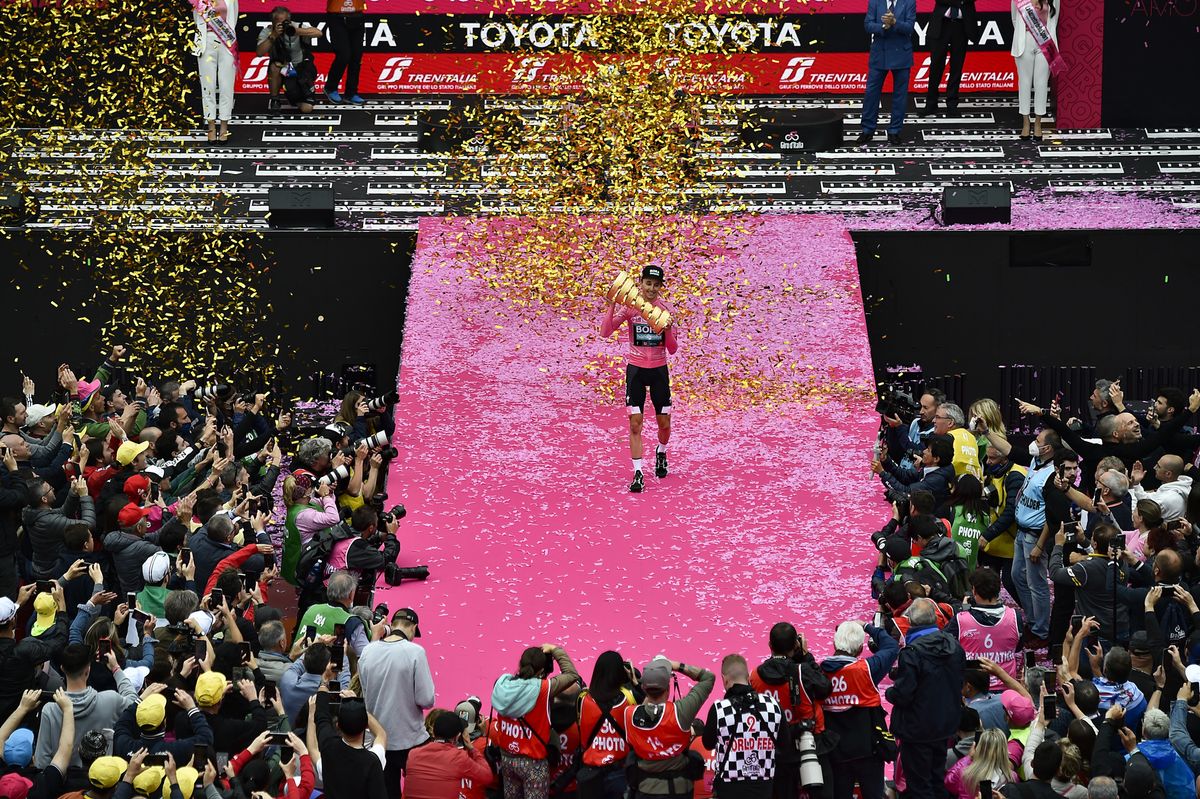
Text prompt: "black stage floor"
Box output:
[[6, 94, 1200, 231]]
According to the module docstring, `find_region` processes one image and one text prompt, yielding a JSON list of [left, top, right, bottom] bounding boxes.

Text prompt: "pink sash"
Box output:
[[1016, 0, 1065, 74], [197, 0, 237, 55]]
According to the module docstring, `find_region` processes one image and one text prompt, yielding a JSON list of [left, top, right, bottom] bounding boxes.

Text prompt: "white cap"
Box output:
[[141, 552, 171, 584], [0, 597, 16, 625], [23, 404, 57, 429], [144, 465, 165, 480]]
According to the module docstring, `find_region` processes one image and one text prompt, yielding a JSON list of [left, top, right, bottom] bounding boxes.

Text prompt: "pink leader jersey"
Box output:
[[601, 302, 678, 368]]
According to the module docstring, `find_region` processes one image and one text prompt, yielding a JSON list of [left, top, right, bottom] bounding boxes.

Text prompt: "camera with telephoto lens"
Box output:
[[193, 384, 231, 402], [356, 431, 389, 450], [318, 464, 351, 487], [282, 21, 296, 35], [875, 387, 920, 425], [793, 719, 824, 789], [981, 481, 999, 508], [380, 504, 406, 525], [384, 564, 430, 585], [365, 392, 399, 412]]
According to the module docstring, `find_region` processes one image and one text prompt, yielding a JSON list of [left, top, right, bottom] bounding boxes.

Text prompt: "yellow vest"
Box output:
[[950, 428, 983, 480], [983, 462, 1028, 559]]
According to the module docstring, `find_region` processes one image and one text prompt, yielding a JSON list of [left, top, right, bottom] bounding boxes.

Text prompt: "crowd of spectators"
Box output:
[[5, 347, 1200, 799], [0, 345, 420, 799]]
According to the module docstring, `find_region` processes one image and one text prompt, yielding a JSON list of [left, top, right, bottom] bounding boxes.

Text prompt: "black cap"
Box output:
[[883, 536, 911, 563], [433, 712, 467, 740], [394, 607, 421, 638], [641, 265, 665, 283]]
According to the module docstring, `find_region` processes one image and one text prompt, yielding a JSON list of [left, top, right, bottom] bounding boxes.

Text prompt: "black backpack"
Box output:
[[294, 523, 354, 587]]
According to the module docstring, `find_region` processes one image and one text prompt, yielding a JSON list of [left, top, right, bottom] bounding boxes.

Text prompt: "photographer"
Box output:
[[1050, 524, 1130, 648], [404, 713, 492, 799], [880, 389, 943, 478], [749, 623, 832, 799], [872, 434, 956, 510], [255, 7, 322, 113], [326, 506, 401, 589]]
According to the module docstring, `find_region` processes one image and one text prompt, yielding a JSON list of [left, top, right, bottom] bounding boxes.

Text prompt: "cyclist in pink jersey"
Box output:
[[600, 265, 679, 493]]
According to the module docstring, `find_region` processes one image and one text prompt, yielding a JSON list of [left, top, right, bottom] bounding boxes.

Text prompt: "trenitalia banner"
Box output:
[[237, 51, 1017, 93], [235, 0, 1019, 93]]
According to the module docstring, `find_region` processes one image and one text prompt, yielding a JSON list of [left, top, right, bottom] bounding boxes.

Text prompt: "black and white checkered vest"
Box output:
[[711, 691, 783, 783]]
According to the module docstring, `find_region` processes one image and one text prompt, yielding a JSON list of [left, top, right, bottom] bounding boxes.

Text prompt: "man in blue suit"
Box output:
[[857, 0, 917, 146]]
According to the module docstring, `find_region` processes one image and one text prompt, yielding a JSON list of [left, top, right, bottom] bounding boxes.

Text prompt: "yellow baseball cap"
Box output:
[[136, 694, 166, 730], [195, 671, 227, 707], [88, 757, 128, 790], [31, 593, 57, 636], [166, 767, 200, 799], [132, 766, 165, 797]]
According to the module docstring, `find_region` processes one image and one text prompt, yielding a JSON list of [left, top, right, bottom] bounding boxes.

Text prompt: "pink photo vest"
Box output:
[[327, 536, 353, 573], [956, 607, 1020, 692]]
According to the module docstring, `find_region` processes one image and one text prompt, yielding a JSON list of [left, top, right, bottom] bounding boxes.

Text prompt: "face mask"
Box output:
[[1028, 441, 1042, 460]]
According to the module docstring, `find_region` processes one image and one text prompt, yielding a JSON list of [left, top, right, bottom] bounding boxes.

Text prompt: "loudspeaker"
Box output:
[[268, 187, 335, 229], [940, 184, 1011, 225], [740, 109, 844, 154]]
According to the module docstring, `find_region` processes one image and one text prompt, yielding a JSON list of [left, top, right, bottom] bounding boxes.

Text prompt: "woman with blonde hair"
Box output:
[[968, 398, 1007, 456], [944, 728, 1016, 799]]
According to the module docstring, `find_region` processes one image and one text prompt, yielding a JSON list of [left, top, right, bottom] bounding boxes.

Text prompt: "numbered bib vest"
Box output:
[[957, 607, 1021, 691], [493, 679, 553, 759], [951, 506, 988, 570], [821, 659, 882, 713], [580, 694, 630, 766], [551, 723, 581, 788], [749, 662, 825, 734], [623, 701, 691, 761], [950, 428, 983, 479], [711, 693, 783, 783]]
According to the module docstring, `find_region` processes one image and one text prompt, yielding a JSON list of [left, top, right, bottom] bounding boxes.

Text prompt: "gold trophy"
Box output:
[[605, 271, 672, 333]]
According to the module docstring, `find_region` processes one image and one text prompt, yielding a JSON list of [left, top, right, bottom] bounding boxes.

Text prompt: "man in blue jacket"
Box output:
[[857, 0, 917, 145], [885, 598, 965, 799]]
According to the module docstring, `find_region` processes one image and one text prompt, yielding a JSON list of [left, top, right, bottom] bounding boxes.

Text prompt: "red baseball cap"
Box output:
[[123, 475, 150, 502], [117, 503, 153, 529]]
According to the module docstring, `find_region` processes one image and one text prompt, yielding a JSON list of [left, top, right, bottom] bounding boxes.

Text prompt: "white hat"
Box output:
[[0, 597, 16, 625], [144, 465, 165, 480], [141, 552, 171, 584], [23, 404, 57, 429]]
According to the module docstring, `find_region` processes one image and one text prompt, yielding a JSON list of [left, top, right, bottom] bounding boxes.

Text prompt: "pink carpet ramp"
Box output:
[[376, 214, 885, 708]]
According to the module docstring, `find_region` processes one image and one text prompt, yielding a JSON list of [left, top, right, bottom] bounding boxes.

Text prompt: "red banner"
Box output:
[[238, 51, 1016, 93]]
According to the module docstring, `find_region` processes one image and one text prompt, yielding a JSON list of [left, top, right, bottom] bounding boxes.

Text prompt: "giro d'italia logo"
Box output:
[[780, 130, 805, 150]]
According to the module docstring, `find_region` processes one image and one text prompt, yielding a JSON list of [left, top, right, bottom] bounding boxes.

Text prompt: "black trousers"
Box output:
[[925, 17, 968, 111], [899, 739, 945, 799], [326, 14, 366, 97], [384, 748, 410, 799], [831, 757, 885, 799], [977, 552, 1018, 612]]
